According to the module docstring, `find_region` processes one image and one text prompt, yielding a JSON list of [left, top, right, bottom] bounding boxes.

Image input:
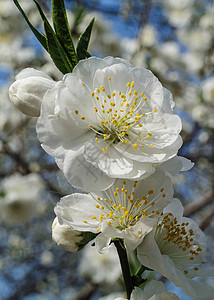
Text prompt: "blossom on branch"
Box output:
[[0, 173, 44, 223], [37, 56, 182, 190], [54, 169, 173, 252]]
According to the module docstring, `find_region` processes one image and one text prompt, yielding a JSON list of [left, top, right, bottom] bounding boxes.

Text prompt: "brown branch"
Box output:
[[72, 283, 97, 300], [199, 207, 214, 231], [183, 191, 214, 217]]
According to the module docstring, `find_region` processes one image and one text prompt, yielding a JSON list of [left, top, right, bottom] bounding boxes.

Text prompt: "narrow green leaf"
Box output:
[[44, 21, 72, 74], [33, 0, 73, 74], [33, 0, 54, 32], [13, 0, 48, 51], [51, 0, 78, 68], [76, 18, 95, 61]]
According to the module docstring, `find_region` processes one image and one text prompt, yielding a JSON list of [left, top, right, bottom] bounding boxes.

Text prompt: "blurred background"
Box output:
[[0, 0, 214, 299]]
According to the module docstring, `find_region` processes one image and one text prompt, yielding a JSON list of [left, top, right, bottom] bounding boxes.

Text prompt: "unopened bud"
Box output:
[[52, 217, 96, 252], [9, 68, 55, 117]]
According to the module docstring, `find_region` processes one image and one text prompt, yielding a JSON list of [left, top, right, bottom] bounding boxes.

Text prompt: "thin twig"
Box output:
[[183, 191, 214, 217], [199, 208, 214, 231]]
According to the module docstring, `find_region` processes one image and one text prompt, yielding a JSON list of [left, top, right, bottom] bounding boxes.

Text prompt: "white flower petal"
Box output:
[[163, 198, 184, 218], [73, 56, 109, 88], [57, 153, 115, 191], [124, 218, 157, 251], [16, 67, 53, 81], [95, 233, 112, 253], [84, 140, 134, 176], [160, 156, 194, 176], [131, 67, 163, 109], [55, 193, 100, 233]]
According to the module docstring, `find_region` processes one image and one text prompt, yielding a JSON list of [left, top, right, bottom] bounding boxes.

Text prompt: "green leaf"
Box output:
[[13, 0, 48, 51], [51, 0, 78, 68], [44, 21, 72, 74], [33, 0, 73, 74], [33, 0, 54, 32], [76, 17, 95, 61]]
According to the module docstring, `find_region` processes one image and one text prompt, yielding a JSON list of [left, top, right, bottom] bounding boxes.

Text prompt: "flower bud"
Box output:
[[9, 68, 55, 117], [52, 217, 96, 252]]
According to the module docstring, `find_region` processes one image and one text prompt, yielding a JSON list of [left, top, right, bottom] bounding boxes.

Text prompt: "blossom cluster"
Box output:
[[9, 56, 214, 299]]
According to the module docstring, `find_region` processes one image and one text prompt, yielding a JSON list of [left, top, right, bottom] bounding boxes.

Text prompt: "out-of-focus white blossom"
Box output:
[[200, 11, 214, 30], [0, 85, 24, 134], [168, 9, 193, 28], [9, 68, 55, 117], [140, 25, 157, 48], [177, 28, 212, 52], [0, 0, 34, 40], [0, 173, 45, 223], [0, 40, 36, 66], [163, 0, 194, 10], [163, 0, 194, 28], [202, 77, 214, 104], [159, 42, 180, 62], [182, 51, 204, 74], [40, 250, 54, 266], [78, 243, 121, 284]]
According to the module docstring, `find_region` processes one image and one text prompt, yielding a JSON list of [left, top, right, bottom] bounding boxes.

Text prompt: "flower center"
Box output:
[[154, 213, 203, 264], [85, 181, 167, 232], [80, 77, 157, 151]]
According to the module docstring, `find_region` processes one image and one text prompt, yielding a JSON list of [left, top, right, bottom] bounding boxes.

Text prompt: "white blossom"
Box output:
[[37, 56, 182, 190], [0, 173, 44, 223], [78, 243, 121, 284], [0, 85, 24, 134], [55, 169, 173, 252], [177, 28, 212, 52], [137, 199, 214, 299], [201, 77, 214, 104], [140, 25, 157, 48], [9, 68, 55, 117]]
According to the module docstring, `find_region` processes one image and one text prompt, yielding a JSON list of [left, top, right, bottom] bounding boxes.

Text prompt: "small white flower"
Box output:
[[201, 77, 214, 104], [140, 25, 157, 48], [0, 85, 24, 133], [78, 243, 121, 284], [55, 169, 173, 252], [9, 68, 55, 117], [163, 0, 194, 10], [137, 199, 214, 300], [37, 56, 182, 190], [177, 28, 212, 52], [0, 173, 44, 223]]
